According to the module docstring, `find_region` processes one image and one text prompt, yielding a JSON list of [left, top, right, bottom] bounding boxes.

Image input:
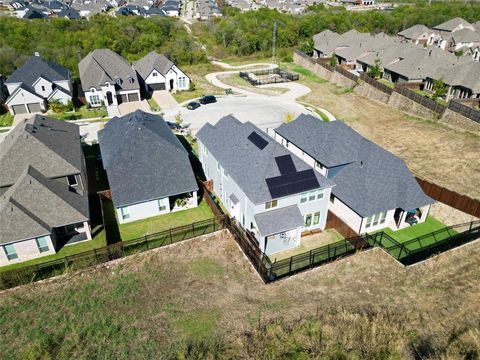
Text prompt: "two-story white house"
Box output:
[[196, 116, 335, 256], [5, 53, 72, 115], [132, 51, 190, 93], [273, 115, 434, 235], [78, 49, 141, 117]]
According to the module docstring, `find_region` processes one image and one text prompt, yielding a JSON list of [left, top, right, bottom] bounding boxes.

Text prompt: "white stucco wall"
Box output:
[[49, 89, 72, 105], [116, 197, 171, 224], [7, 88, 45, 114], [33, 77, 56, 98], [0, 235, 55, 266]]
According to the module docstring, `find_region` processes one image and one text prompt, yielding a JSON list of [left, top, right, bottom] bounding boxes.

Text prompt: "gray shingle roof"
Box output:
[[398, 24, 432, 39], [254, 205, 304, 237], [0, 115, 83, 188], [275, 115, 433, 217], [196, 116, 334, 205], [132, 51, 174, 80], [0, 166, 89, 244], [5, 54, 69, 85], [98, 110, 198, 208], [78, 49, 140, 92], [430, 62, 480, 93], [433, 17, 474, 32]]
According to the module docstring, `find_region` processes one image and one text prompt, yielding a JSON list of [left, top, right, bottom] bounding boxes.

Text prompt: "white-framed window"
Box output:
[[152, 72, 158, 77], [36, 236, 50, 253], [313, 212, 320, 225], [41, 85, 45, 91], [317, 189, 324, 200], [265, 200, 278, 209], [67, 175, 78, 186], [315, 161, 324, 170], [365, 211, 386, 229], [3, 244, 18, 261], [308, 191, 316, 202], [300, 190, 324, 204], [158, 198, 168, 212], [120, 207, 130, 220], [89, 94, 101, 106], [300, 192, 308, 203], [305, 214, 312, 227]]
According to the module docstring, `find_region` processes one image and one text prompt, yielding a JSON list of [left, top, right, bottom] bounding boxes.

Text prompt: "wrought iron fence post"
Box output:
[[36, 264, 43, 280]]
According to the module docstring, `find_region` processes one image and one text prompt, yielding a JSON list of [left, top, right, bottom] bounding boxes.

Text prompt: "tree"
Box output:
[[329, 56, 337, 68], [368, 58, 382, 79], [175, 112, 183, 126], [432, 78, 448, 100]]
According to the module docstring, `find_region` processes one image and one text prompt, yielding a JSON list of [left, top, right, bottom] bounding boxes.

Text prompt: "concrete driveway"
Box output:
[[152, 90, 178, 110], [118, 100, 150, 116]]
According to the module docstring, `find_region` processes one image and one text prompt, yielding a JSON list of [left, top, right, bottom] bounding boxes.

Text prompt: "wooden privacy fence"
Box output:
[[294, 49, 315, 64], [325, 211, 359, 238], [359, 73, 393, 95], [415, 177, 480, 218], [334, 65, 359, 82], [448, 100, 480, 123], [394, 85, 447, 114], [316, 59, 335, 72]]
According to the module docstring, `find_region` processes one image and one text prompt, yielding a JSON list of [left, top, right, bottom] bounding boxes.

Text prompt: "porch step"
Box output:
[[106, 105, 120, 117]]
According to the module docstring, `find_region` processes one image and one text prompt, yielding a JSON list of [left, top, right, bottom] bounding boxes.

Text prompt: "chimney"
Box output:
[[34, 51, 40, 57]]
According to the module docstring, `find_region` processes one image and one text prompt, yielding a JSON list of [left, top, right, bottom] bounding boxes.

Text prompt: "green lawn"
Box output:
[[146, 97, 161, 111], [0, 229, 106, 272], [49, 105, 107, 120], [119, 201, 215, 240], [382, 217, 447, 244], [378, 78, 395, 89], [0, 112, 14, 127]]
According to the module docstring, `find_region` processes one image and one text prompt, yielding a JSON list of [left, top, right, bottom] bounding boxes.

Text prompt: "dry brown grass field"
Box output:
[[1, 231, 479, 359]]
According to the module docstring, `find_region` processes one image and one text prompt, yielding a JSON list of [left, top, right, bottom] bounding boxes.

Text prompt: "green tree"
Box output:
[[432, 78, 448, 100], [329, 56, 337, 67], [368, 58, 382, 79]]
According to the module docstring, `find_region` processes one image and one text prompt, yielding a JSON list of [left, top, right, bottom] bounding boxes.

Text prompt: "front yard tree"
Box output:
[[432, 78, 448, 100], [368, 58, 382, 79], [329, 55, 337, 68]]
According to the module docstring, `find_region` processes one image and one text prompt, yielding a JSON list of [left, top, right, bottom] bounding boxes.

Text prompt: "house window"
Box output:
[[317, 190, 324, 200], [365, 211, 386, 229], [286, 141, 290, 148], [152, 72, 158, 77], [315, 161, 323, 170], [67, 175, 78, 186], [300, 192, 308, 203], [330, 193, 335, 203], [265, 200, 278, 209], [89, 95, 101, 106], [305, 214, 312, 227], [313, 212, 320, 226], [3, 244, 18, 261], [308, 191, 316, 202], [36, 236, 50, 253], [41, 85, 45, 91], [120, 207, 130, 220], [158, 198, 168, 212]]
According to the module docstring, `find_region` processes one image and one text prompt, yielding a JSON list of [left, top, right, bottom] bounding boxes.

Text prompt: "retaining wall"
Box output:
[[387, 91, 439, 120], [441, 108, 480, 133], [353, 81, 390, 104]]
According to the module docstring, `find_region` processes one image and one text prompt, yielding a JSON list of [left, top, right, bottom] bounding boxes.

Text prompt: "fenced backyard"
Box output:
[[239, 68, 299, 86], [359, 73, 393, 95], [448, 100, 480, 123], [393, 85, 447, 114]]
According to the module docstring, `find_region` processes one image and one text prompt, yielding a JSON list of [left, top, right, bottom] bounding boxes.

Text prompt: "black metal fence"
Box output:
[[0, 217, 224, 290], [359, 73, 394, 95], [394, 85, 447, 114], [448, 100, 480, 123], [239, 68, 299, 86]]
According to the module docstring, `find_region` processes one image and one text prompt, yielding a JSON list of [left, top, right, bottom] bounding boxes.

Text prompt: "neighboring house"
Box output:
[[98, 110, 198, 225], [78, 49, 141, 116], [397, 24, 435, 45], [132, 51, 190, 93], [5, 53, 72, 115], [57, 6, 81, 18], [273, 115, 434, 235], [312, 29, 372, 59], [424, 62, 480, 101], [0, 74, 7, 109], [433, 17, 476, 50], [196, 116, 334, 256], [0, 115, 90, 266], [445, 28, 480, 53]]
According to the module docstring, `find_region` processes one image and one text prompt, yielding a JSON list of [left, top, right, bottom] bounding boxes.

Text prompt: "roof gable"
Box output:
[[6, 55, 69, 86], [132, 51, 175, 80]]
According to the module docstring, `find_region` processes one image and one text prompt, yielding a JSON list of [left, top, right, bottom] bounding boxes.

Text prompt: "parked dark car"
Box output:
[[199, 95, 216, 105], [187, 101, 201, 110]]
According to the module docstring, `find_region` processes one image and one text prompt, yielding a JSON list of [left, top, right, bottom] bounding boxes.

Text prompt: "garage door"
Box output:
[[128, 93, 140, 102], [27, 103, 42, 113], [149, 83, 166, 91], [118, 94, 128, 104], [12, 104, 28, 114]]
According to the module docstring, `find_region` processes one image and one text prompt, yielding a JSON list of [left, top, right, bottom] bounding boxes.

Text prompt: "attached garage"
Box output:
[[149, 83, 166, 91], [127, 93, 140, 102], [11, 104, 28, 115], [118, 94, 128, 104], [27, 103, 42, 113]]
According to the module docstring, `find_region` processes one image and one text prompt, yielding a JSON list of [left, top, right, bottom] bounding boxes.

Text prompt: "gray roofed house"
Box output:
[[78, 49, 139, 92], [5, 54, 69, 86], [196, 116, 334, 205], [274, 115, 434, 234], [132, 51, 174, 80], [433, 17, 475, 33], [0, 115, 83, 188], [197, 115, 335, 255], [58, 6, 81, 18], [98, 110, 198, 223], [397, 24, 434, 44], [0, 166, 89, 245]]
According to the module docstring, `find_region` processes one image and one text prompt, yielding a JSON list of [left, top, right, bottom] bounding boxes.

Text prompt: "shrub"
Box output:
[[49, 100, 72, 113]]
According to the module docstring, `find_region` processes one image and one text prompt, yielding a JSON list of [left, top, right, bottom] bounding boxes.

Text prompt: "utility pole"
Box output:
[[272, 21, 277, 62]]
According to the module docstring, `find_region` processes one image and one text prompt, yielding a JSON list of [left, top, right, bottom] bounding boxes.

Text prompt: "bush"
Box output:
[[49, 100, 73, 114]]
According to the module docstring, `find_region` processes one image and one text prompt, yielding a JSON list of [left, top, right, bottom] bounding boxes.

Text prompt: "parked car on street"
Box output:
[[199, 95, 216, 105], [187, 101, 201, 110]]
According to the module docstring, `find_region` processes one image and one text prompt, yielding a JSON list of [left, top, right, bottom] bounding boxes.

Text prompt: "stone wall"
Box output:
[[353, 81, 390, 104], [441, 108, 480, 133], [331, 71, 356, 88], [387, 91, 439, 120]]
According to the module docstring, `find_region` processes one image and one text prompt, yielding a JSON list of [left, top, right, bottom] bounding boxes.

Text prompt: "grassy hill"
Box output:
[[1, 231, 479, 359]]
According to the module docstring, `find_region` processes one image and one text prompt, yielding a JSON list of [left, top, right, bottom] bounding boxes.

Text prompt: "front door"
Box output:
[[106, 91, 113, 105], [169, 79, 174, 91]]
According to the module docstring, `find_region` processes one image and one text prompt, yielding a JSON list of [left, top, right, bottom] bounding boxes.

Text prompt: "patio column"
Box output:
[[84, 221, 92, 240], [399, 211, 408, 229], [419, 205, 430, 223], [192, 191, 198, 207]]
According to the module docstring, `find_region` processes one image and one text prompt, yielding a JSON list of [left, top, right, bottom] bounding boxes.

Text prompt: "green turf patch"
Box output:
[[173, 310, 221, 339], [188, 258, 225, 278]]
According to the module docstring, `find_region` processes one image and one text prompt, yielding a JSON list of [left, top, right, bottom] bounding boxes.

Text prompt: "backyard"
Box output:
[[286, 63, 480, 200], [1, 231, 479, 358]]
